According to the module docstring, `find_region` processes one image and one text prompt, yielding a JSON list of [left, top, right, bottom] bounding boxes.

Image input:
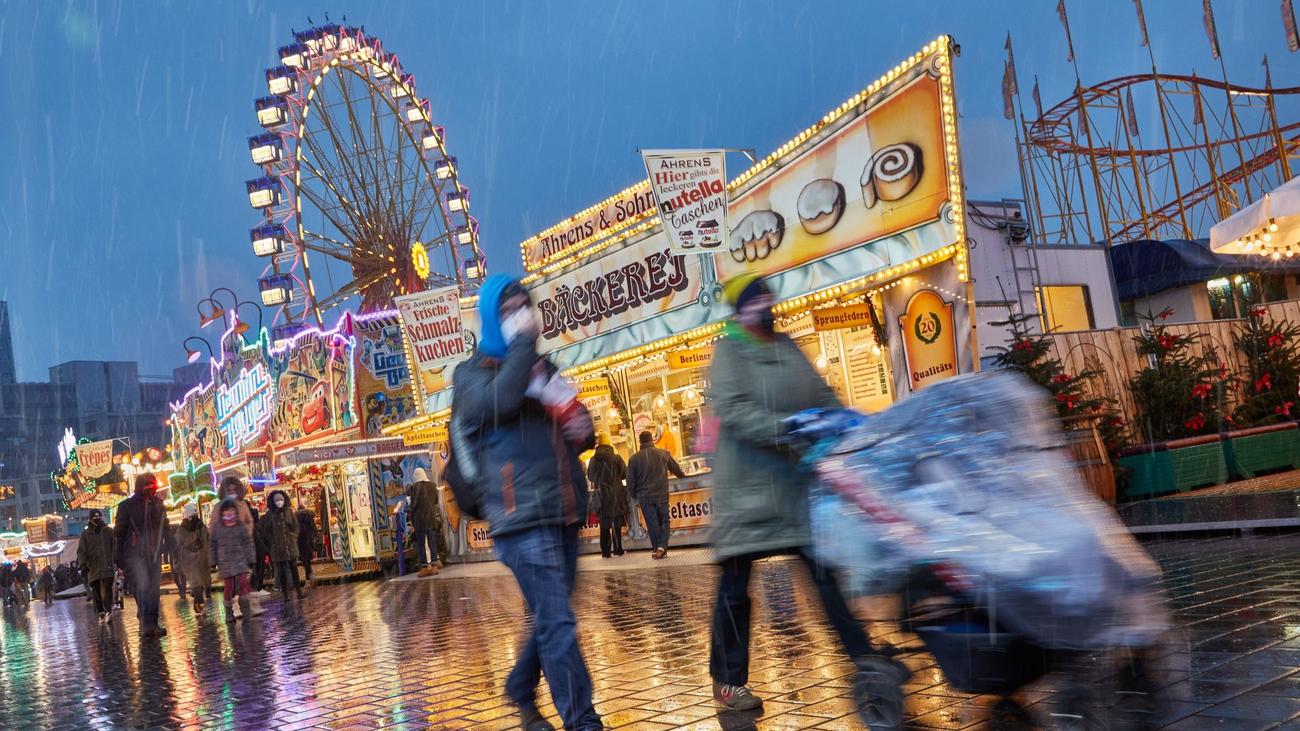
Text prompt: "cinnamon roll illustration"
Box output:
[[860, 142, 923, 209], [728, 210, 785, 263]]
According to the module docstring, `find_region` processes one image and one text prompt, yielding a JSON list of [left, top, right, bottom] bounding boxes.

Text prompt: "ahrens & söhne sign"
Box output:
[[523, 185, 657, 269]]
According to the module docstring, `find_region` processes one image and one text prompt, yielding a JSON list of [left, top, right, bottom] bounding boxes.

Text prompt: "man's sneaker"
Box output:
[[651, 547, 666, 560], [417, 566, 434, 578], [852, 656, 909, 730], [713, 682, 763, 711], [225, 604, 238, 623], [104, 611, 113, 625], [514, 702, 555, 731]]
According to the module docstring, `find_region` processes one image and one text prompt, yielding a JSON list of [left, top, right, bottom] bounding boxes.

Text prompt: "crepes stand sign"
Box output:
[[641, 149, 728, 254]]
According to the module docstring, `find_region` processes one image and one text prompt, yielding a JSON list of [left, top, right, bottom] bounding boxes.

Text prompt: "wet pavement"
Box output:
[[2, 534, 1300, 730]]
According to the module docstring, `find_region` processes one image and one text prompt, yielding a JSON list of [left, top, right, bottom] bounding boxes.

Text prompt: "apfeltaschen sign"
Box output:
[[395, 287, 470, 391], [642, 149, 727, 254]]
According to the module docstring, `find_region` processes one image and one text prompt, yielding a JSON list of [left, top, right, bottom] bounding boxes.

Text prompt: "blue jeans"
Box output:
[[412, 527, 439, 567], [641, 501, 671, 551], [123, 554, 162, 628], [494, 525, 601, 731]]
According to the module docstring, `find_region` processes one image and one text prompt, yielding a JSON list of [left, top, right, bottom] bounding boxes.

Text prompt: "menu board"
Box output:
[[841, 326, 893, 413]]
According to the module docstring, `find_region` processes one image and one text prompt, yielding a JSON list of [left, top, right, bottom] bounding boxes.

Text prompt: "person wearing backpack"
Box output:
[[450, 274, 601, 731]]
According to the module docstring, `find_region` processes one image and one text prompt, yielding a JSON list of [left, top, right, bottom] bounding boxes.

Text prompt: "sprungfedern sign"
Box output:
[[642, 149, 727, 254]]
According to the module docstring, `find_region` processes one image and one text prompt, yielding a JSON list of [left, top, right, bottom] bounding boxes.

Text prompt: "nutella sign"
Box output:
[[641, 149, 728, 254], [75, 439, 115, 480], [522, 185, 658, 269]]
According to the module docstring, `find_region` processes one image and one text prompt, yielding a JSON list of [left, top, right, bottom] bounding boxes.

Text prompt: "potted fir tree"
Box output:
[[1223, 305, 1300, 477]]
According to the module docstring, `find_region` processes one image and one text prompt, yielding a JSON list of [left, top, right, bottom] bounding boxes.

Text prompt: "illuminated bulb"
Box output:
[[1269, 219, 1279, 233], [814, 354, 829, 372], [1264, 233, 1273, 243]]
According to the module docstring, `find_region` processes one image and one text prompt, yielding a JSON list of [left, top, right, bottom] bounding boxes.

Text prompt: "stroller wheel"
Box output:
[[1051, 681, 1101, 730], [989, 698, 1034, 731]]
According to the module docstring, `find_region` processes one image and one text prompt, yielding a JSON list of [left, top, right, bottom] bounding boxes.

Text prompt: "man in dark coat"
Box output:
[[451, 274, 602, 731], [408, 467, 442, 577], [113, 473, 170, 638], [626, 430, 685, 559], [78, 509, 116, 623], [585, 434, 629, 558], [260, 489, 302, 599], [295, 499, 317, 585]]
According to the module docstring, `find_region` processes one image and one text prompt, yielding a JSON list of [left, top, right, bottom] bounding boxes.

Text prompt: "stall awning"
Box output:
[[1109, 238, 1300, 301], [1210, 175, 1300, 255]]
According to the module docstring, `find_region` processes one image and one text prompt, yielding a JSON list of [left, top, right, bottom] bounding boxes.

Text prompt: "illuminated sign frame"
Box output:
[[216, 363, 276, 453]]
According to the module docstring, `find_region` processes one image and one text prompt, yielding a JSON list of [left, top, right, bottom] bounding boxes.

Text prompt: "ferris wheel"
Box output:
[[245, 23, 485, 342]]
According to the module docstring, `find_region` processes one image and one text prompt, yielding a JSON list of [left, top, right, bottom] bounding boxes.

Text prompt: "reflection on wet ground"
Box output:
[[1, 534, 1298, 729]]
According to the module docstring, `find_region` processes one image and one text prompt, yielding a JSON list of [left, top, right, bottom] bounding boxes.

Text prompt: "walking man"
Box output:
[[451, 274, 602, 731], [707, 274, 909, 728], [407, 468, 442, 577], [77, 511, 115, 623], [586, 434, 629, 558], [113, 473, 170, 638], [295, 499, 317, 587], [626, 430, 685, 559]]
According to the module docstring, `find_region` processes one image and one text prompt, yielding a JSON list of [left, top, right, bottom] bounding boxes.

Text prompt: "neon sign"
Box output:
[[216, 363, 275, 453]]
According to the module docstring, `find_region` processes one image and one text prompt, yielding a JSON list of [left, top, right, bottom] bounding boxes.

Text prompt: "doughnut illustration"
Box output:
[[797, 179, 846, 235], [860, 142, 923, 209], [728, 210, 784, 263]]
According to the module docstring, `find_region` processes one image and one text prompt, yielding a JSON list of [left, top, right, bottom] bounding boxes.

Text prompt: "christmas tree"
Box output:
[[1129, 308, 1229, 442], [1232, 305, 1300, 426], [991, 311, 1127, 454]]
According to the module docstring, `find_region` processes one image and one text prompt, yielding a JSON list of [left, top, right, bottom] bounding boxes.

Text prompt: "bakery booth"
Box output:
[[505, 36, 977, 554], [168, 311, 436, 573]]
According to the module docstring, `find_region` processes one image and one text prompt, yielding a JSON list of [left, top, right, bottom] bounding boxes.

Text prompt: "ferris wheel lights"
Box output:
[[447, 190, 470, 213], [246, 177, 282, 209], [434, 157, 457, 180], [248, 133, 283, 165], [455, 218, 479, 245], [254, 96, 288, 128], [422, 128, 444, 151], [266, 66, 297, 96], [250, 224, 288, 257], [258, 275, 294, 307], [278, 42, 308, 69]]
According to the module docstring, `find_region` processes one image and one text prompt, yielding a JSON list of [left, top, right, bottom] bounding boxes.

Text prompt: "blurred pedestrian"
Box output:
[[408, 467, 442, 577], [163, 520, 187, 599], [706, 274, 908, 727], [626, 430, 685, 559], [114, 473, 170, 638], [209, 497, 260, 622], [12, 560, 31, 606], [78, 509, 115, 624], [261, 489, 302, 600], [586, 434, 629, 558], [0, 562, 12, 606], [451, 274, 602, 731], [36, 565, 55, 605], [295, 498, 317, 587], [176, 503, 211, 610]]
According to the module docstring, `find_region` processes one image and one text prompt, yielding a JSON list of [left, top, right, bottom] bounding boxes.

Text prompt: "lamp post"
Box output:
[[196, 287, 264, 342], [183, 337, 215, 364]]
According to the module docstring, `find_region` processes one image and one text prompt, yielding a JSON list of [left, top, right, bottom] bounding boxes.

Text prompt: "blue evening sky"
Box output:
[[1, 0, 1295, 379]]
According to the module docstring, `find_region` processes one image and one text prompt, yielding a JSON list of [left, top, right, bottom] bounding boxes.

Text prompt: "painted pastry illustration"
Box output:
[[728, 209, 784, 263], [796, 179, 846, 234], [860, 142, 923, 209]]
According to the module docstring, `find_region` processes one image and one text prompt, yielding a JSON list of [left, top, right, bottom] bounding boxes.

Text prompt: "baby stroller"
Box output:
[[798, 372, 1167, 729]]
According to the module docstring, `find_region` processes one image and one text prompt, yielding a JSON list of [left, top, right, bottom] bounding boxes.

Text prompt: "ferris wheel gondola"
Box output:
[[245, 24, 485, 342]]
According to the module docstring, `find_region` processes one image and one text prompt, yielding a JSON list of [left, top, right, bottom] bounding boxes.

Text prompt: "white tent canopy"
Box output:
[[1210, 175, 1300, 258]]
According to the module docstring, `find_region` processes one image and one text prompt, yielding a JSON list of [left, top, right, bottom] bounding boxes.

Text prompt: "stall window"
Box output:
[[1208, 273, 1288, 321], [1036, 285, 1094, 333]]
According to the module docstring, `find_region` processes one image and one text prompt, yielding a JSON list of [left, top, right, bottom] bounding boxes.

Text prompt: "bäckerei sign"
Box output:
[[532, 231, 704, 353]]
